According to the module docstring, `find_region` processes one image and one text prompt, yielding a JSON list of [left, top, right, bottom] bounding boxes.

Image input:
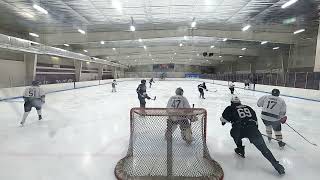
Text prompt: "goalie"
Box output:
[[165, 87, 196, 144]]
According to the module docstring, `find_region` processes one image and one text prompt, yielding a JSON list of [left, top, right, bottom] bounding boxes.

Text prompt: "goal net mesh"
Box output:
[[115, 108, 224, 180]]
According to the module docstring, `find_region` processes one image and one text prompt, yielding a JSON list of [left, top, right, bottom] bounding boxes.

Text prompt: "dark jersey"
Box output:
[[136, 83, 147, 98], [149, 78, 154, 83], [198, 84, 207, 90], [221, 104, 258, 127]]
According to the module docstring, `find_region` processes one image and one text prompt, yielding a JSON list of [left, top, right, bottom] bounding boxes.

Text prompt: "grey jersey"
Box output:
[[23, 86, 45, 101], [257, 95, 286, 122]]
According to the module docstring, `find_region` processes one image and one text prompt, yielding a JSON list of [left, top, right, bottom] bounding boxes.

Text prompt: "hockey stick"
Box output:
[[207, 89, 217, 92], [261, 133, 296, 150], [285, 122, 318, 146]]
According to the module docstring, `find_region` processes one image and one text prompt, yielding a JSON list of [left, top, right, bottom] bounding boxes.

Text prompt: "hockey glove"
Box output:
[[221, 122, 226, 126], [280, 116, 287, 124]]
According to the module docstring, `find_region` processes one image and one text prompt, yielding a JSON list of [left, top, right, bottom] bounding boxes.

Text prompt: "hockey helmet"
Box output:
[[271, 89, 280, 96], [113, 79, 116, 82], [202, 82, 206, 85], [231, 96, 241, 104], [175, 87, 184, 95], [141, 79, 146, 84], [31, 80, 40, 86]]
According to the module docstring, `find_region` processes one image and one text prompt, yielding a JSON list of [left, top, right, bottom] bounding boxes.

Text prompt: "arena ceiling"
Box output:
[[0, 0, 319, 66]]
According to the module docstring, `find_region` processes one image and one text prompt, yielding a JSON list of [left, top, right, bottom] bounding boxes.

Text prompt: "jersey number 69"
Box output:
[[237, 108, 252, 118]]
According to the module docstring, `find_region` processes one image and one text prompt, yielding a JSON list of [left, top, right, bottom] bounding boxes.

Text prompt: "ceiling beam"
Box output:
[[42, 28, 295, 45], [81, 46, 273, 57]]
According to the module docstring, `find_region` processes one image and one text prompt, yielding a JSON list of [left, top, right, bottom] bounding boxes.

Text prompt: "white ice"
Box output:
[[0, 80, 319, 180]]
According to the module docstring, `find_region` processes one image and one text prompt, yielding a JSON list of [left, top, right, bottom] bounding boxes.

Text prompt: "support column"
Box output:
[[314, 22, 320, 72], [24, 53, 37, 85], [112, 67, 118, 79], [74, 60, 82, 82], [280, 51, 289, 84], [98, 65, 103, 80]]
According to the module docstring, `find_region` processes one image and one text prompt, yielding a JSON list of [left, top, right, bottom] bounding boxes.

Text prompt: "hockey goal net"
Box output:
[[115, 108, 224, 180]]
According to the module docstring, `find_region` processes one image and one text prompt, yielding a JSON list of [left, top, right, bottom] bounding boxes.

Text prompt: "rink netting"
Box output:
[[115, 108, 224, 180]]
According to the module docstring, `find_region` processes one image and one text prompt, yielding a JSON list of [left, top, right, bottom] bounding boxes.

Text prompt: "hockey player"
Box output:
[[198, 82, 208, 99], [220, 96, 285, 175], [229, 81, 235, 94], [257, 89, 287, 148], [244, 79, 250, 89], [111, 79, 117, 92], [136, 79, 151, 108], [165, 87, 193, 144], [20, 80, 45, 126], [149, 78, 155, 88]]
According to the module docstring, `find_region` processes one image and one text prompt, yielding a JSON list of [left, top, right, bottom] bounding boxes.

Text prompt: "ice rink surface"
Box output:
[[0, 80, 319, 180]]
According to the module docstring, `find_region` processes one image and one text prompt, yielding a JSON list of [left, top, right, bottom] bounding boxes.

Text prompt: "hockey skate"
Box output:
[[278, 141, 286, 149], [273, 162, 285, 175], [38, 115, 42, 120], [20, 121, 24, 127], [234, 146, 245, 158]]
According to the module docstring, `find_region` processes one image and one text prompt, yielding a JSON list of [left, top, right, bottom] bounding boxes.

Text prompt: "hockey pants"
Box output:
[[231, 125, 279, 167], [166, 119, 192, 143]]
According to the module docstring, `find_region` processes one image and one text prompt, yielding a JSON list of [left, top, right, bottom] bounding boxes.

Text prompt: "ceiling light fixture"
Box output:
[[130, 25, 135, 32], [210, 45, 215, 48], [138, 38, 142, 42], [143, 45, 147, 49], [273, 47, 280, 50], [179, 43, 183, 47], [86, 62, 90, 64], [33, 4, 48, 14], [239, 56, 243, 58], [112, 0, 123, 12], [29, 32, 39, 37], [184, 36, 188, 40], [293, 29, 305, 34], [100, 41, 105, 44], [222, 38, 227, 41], [83, 50, 88, 52], [261, 41, 268, 45], [281, 0, 298, 9], [242, 24, 251, 31], [112, 48, 116, 51], [241, 48, 247, 51], [219, 55, 222, 58], [197, 53, 200, 56], [63, 44, 69, 47], [130, 17, 136, 31], [191, 17, 196, 28], [78, 29, 86, 34]]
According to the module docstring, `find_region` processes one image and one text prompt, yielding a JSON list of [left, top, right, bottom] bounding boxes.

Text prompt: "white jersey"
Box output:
[[166, 95, 191, 109], [229, 82, 235, 88], [166, 95, 191, 122], [257, 95, 286, 122], [23, 86, 45, 100]]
